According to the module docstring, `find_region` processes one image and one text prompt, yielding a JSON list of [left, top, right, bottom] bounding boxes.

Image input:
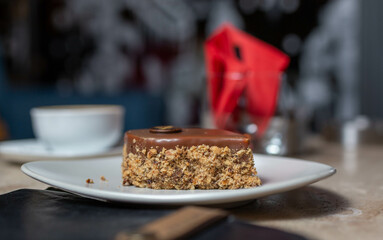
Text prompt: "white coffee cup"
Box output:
[[30, 105, 125, 154]]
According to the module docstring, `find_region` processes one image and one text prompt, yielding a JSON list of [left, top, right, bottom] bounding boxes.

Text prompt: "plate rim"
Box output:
[[21, 154, 336, 205]]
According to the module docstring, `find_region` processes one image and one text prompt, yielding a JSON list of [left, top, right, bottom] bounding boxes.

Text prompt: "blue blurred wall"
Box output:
[[0, 46, 165, 140]]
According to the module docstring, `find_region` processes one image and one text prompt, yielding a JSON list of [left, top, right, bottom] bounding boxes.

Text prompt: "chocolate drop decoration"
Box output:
[[149, 126, 182, 134]]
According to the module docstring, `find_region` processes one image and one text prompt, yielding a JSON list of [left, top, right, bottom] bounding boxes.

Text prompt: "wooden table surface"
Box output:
[[1, 137, 382, 240]]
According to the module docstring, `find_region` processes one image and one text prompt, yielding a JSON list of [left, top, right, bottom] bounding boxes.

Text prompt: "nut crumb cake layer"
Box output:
[[122, 126, 261, 190]]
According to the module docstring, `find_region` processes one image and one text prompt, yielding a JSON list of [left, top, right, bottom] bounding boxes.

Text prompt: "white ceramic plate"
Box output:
[[21, 154, 335, 205], [0, 139, 122, 162]]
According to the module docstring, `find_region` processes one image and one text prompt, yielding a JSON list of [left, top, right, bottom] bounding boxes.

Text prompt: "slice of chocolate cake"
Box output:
[[122, 126, 261, 190]]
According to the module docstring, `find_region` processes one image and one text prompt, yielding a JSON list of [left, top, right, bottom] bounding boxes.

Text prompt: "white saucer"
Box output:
[[21, 154, 336, 205], [0, 139, 122, 162]]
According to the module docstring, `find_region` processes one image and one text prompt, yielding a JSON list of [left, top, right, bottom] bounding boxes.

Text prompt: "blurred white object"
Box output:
[[342, 121, 359, 149], [298, 0, 360, 122], [323, 115, 383, 147], [341, 116, 371, 149], [30, 105, 124, 154]]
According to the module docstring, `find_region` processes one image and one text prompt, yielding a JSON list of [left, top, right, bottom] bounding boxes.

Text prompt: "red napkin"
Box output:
[[205, 24, 290, 136]]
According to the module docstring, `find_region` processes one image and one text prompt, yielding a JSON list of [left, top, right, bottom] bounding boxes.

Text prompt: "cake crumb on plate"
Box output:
[[86, 178, 94, 184]]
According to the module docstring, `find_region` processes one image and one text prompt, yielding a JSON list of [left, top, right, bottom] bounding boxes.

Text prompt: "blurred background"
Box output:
[[0, 0, 382, 153]]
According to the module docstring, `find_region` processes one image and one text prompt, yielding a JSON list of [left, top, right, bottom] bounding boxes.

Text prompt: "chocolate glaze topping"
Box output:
[[124, 127, 250, 153]]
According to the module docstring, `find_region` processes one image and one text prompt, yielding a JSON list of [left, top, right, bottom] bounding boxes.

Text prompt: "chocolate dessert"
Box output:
[[122, 126, 261, 190]]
